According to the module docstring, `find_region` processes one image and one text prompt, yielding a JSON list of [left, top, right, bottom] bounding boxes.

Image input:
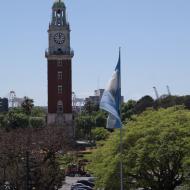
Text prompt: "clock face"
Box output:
[[54, 33, 65, 44]]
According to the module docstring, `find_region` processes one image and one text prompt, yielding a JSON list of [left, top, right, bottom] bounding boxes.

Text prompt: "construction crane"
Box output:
[[153, 87, 159, 100], [166, 85, 171, 96]]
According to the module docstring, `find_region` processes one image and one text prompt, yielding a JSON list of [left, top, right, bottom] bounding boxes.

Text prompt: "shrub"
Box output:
[[30, 117, 45, 128]]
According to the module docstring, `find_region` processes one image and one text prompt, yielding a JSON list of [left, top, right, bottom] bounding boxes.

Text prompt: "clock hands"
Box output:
[[54, 33, 65, 44]]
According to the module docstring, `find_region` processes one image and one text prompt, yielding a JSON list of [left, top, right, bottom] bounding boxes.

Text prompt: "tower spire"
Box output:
[[51, 0, 67, 27]]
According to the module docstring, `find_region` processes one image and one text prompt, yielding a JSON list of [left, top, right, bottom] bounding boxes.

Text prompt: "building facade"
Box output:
[[0, 98, 8, 113], [94, 89, 104, 98], [45, 0, 74, 125]]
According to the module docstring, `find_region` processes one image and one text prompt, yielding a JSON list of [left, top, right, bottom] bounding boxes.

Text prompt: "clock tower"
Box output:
[[45, 0, 74, 126]]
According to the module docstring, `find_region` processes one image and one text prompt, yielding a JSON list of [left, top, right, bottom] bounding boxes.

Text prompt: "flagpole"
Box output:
[[120, 125, 123, 190], [99, 47, 123, 189], [119, 47, 123, 190]]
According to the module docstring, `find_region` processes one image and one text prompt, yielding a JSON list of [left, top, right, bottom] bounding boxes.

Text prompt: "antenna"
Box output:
[[153, 87, 159, 100], [97, 76, 100, 90]]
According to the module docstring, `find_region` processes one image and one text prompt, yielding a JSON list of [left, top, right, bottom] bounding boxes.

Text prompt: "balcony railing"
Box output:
[[45, 48, 74, 57]]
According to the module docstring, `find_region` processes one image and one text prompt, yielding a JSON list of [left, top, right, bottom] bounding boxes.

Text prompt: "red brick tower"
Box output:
[[45, 0, 74, 125]]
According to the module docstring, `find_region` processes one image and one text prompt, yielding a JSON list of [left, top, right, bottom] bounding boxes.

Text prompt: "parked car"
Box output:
[[87, 177, 96, 183], [77, 180, 94, 188], [71, 183, 93, 190]]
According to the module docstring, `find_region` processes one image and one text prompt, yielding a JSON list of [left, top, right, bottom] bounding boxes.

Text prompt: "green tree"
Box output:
[[121, 100, 136, 121], [6, 111, 29, 129], [31, 107, 46, 117], [89, 107, 190, 190], [21, 97, 34, 116], [134, 95, 154, 114], [83, 100, 99, 114], [30, 117, 45, 128], [155, 95, 177, 109], [75, 115, 95, 140], [94, 111, 106, 127], [0, 114, 7, 128], [92, 128, 109, 141], [184, 95, 190, 109]]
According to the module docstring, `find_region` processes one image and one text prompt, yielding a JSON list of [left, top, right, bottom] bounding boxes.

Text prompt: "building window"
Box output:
[[58, 71, 63, 80], [57, 100, 63, 113], [58, 85, 63, 94], [57, 60, 62, 67]]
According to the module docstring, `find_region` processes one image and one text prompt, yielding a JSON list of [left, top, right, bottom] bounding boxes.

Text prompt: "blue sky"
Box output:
[[0, 0, 190, 106]]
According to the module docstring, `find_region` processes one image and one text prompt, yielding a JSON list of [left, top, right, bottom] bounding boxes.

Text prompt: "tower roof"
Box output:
[[53, 0, 65, 9]]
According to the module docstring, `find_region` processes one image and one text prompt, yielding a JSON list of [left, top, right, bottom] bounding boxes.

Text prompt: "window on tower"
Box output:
[[57, 60, 63, 67], [58, 85, 63, 94], [58, 71, 63, 80], [57, 100, 63, 113]]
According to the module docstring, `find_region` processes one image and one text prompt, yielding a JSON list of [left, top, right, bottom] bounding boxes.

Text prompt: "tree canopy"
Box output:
[[21, 97, 34, 116], [88, 106, 190, 190], [122, 95, 190, 122], [0, 127, 73, 190]]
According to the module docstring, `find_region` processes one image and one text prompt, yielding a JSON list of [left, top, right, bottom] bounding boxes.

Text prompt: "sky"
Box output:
[[0, 0, 190, 106]]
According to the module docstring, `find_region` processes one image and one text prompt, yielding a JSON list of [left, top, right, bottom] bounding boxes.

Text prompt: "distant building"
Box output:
[[0, 98, 8, 113], [85, 96, 100, 106], [94, 89, 104, 98], [8, 91, 25, 108], [85, 89, 124, 106]]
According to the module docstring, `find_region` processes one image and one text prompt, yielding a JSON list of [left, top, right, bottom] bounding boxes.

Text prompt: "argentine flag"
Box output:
[[100, 51, 122, 129]]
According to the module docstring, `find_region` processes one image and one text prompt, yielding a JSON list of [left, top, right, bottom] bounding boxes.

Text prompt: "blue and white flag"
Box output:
[[100, 50, 122, 129]]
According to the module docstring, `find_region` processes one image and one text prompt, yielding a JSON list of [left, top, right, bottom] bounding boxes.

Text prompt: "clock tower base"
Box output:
[[47, 113, 73, 126], [47, 113, 74, 136]]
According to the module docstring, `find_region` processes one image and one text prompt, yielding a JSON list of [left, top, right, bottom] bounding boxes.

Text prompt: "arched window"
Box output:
[[57, 100, 63, 113]]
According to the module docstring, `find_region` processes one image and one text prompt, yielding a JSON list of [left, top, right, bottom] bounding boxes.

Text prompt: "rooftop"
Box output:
[[53, 0, 65, 9]]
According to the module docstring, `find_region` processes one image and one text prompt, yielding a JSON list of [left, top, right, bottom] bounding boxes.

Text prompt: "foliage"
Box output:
[[58, 153, 78, 171], [21, 97, 34, 116], [121, 95, 190, 122], [83, 100, 99, 114], [154, 95, 177, 109], [0, 127, 73, 190], [75, 115, 94, 140], [133, 95, 154, 114], [31, 106, 46, 117], [6, 111, 29, 129], [184, 95, 190, 109], [75, 111, 107, 140], [94, 111, 107, 127], [153, 95, 190, 110], [30, 117, 45, 128], [88, 107, 190, 190], [0, 98, 46, 129], [121, 100, 136, 122], [0, 114, 6, 128], [92, 128, 110, 141]]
